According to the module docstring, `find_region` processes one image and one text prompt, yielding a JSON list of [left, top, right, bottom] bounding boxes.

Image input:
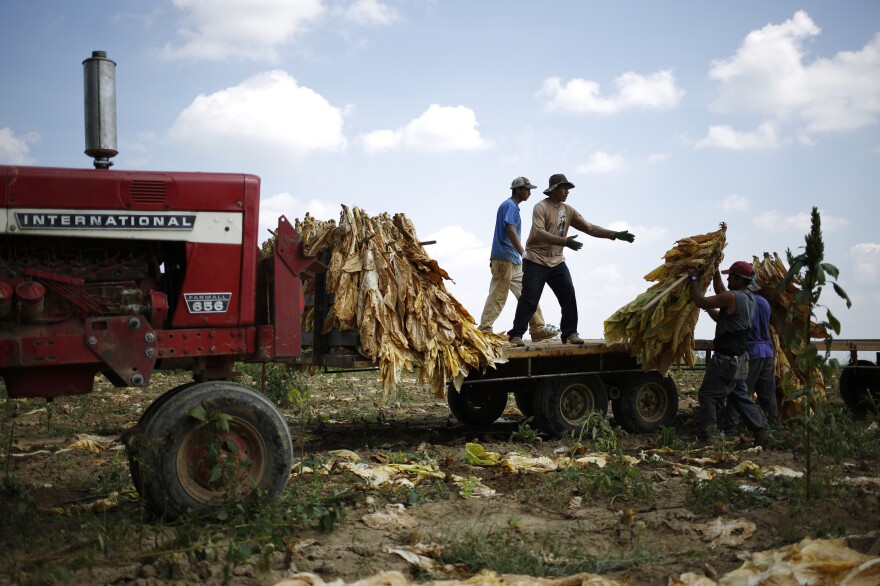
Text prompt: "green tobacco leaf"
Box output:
[[825, 309, 840, 335], [820, 262, 839, 279], [189, 405, 206, 422], [832, 282, 852, 308]]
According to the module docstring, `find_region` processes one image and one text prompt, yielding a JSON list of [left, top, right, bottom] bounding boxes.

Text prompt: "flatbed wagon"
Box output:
[[448, 338, 679, 437], [448, 337, 880, 436]]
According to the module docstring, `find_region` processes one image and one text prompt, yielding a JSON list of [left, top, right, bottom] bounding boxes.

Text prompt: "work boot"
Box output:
[[530, 324, 559, 342], [508, 336, 525, 347], [754, 429, 776, 449], [563, 332, 585, 345]]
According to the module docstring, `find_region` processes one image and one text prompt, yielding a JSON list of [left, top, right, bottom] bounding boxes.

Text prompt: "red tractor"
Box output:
[[1, 52, 327, 517]]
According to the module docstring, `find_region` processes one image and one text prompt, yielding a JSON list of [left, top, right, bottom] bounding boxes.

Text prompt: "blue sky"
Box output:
[[2, 1, 879, 345]]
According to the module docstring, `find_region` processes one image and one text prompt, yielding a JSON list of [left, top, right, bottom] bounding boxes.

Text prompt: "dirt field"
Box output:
[[2, 365, 879, 585]]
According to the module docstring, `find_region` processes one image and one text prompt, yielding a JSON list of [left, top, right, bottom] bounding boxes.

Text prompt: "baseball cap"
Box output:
[[721, 261, 754, 278], [510, 176, 537, 190]]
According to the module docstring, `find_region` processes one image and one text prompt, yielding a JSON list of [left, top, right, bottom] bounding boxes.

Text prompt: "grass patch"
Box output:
[[520, 456, 655, 510], [687, 474, 780, 514], [434, 515, 654, 577]]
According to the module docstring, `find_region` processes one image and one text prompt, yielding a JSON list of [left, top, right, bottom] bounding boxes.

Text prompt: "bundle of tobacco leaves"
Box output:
[[604, 224, 728, 372], [751, 252, 828, 416], [291, 206, 505, 398]]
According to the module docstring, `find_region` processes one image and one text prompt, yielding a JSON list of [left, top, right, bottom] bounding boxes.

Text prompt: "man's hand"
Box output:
[[615, 230, 635, 243], [565, 235, 583, 251]]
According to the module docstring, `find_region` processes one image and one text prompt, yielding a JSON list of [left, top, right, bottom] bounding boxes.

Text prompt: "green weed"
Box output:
[[522, 457, 655, 510], [509, 419, 541, 444], [687, 474, 778, 514]]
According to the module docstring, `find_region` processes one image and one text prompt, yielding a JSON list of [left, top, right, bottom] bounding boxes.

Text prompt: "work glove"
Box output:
[[615, 230, 635, 243], [565, 235, 583, 251]]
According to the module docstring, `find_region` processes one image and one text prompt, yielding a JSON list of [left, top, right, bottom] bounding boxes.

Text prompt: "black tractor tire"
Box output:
[[840, 360, 880, 417], [127, 382, 196, 498], [136, 381, 293, 519], [447, 384, 508, 426], [612, 372, 678, 434], [532, 375, 608, 437]]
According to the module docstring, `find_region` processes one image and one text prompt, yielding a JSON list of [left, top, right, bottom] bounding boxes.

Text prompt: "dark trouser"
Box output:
[[698, 353, 768, 438], [508, 259, 578, 339], [722, 356, 779, 432]]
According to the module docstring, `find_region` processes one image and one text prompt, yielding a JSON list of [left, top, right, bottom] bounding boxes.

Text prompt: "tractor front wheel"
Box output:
[[130, 381, 293, 519]]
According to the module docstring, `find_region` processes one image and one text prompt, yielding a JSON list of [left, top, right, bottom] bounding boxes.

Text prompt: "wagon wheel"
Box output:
[[514, 389, 535, 419], [447, 384, 508, 425], [611, 372, 678, 433], [532, 375, 608, 437], [135, 381, 293, 519], [840, 360, 880, 418]]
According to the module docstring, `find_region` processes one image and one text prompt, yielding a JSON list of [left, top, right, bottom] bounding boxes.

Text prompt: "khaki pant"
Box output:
[[478, 259, 545, 334]]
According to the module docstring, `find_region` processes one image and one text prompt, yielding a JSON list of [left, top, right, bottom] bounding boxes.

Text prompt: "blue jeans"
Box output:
[[723, 356, 779, 432], [698, 352, 768, 438], [508, 259, 578, 339]]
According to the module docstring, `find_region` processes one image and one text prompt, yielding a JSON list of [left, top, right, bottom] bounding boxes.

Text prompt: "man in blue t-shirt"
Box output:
[[478, 177, 558, 341], [723, 291, 780, 433]]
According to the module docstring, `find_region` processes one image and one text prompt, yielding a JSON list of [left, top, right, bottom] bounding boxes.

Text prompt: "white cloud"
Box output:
[[424, 225, 487, 263], [0, 128, 39, 165], [575, 151, 625, 174], [646, 153, 670, 164], [423, 225, 490, 293], [696, 122, 779, 150], [359, 105, 491, 154], [162, 0, 324, 61], [338, 0, 400, 26], [709, 11, 880, 135], [582, 223, 668, 249], [538, 69, 684, 114], [258, 192, 341, 243], [168, 70, 347, 161], [753, 210, 848, 232], [721, 193, 751, 212], [851, 243, 880, 282], [590, 264, 623, 282]]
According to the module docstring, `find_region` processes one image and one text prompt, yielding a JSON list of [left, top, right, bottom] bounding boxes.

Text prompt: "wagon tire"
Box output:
[[514, 390, 535, 418], [612, 372, 678, 434], [137, 381, 293, 519], [447, 385, 508, 426], [840, 360, 880, 418], [532, 375, 608, 437]]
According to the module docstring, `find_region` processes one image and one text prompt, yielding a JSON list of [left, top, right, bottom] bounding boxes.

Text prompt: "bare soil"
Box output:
[[1, 368, 879, 585]]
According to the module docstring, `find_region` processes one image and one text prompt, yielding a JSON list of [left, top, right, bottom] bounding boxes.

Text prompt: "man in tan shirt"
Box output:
[[507, 173, 635, 346]]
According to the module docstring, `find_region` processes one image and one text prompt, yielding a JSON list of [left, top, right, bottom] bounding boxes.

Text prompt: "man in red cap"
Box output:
[[689, 261, 774, 447]]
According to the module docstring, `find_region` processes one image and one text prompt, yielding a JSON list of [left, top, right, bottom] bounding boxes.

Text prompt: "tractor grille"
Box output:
[[129, 180, 168, 205]]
